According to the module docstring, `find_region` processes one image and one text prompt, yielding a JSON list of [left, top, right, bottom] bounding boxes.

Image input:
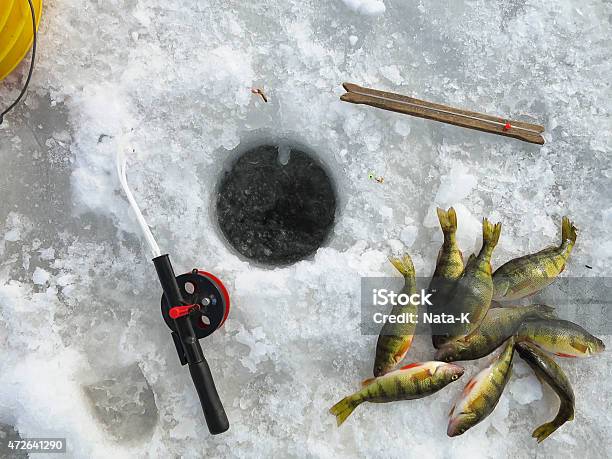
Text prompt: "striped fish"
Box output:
[[516, 319, 605, 358], [434, 304, 555, 362], [429, 207, 464, 349], [493, 216, 577, 301], [442, 218, 502, 343], [373, 254, 418, 376], [515, 342, 575, 443], [447, 338, 514, 436], [330, 362, 464, 426]]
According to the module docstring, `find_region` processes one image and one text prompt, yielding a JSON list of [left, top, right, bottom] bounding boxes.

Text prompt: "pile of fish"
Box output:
[[330, 208, 605, 442]]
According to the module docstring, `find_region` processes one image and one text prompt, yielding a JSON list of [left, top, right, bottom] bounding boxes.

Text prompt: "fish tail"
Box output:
[[561, 216, 577, 246], [482, 218, 502, 251], [532, 421, 561, 443], [329, 395, 362, 427], [389, 253, 415, 279], [437, 207, 458, 241]]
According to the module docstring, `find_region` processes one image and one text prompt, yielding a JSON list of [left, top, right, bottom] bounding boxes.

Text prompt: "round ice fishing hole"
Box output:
[[216, 144, 336, 266]]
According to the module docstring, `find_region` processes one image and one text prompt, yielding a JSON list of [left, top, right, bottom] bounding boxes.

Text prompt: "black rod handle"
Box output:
[[153, 254, 184, 307], [189, 359, 230, 435], [152, 254, 229, 434]]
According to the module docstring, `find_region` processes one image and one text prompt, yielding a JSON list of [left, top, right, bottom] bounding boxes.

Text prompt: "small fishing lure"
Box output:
[[368, 172, 384, 183], [251, 88, 268, 103]]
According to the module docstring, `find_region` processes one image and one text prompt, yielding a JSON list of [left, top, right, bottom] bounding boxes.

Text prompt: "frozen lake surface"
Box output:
[[1, 1, 611, 458]]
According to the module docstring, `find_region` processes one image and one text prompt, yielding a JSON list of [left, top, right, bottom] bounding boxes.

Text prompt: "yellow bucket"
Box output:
[[0, 0, 42, 81]]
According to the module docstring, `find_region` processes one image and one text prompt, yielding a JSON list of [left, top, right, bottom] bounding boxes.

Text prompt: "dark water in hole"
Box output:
[[216, 144, 336, 266]]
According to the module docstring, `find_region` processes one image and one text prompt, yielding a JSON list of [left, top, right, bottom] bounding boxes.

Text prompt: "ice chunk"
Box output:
[[434, 162, 478, 206], [380, 65, 403, 85], [394, 119, 411, 137], [38, 247, 56, 260], [399, 225, 418, 247], [340, 0, 386, 16], [3, 229, 20, 242], [509, 374, 543, 405], [386, 238, 404, 255], [32, 267, 51, 285]]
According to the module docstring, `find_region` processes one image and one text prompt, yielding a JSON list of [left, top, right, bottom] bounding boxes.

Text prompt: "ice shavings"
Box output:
[[340, 0, 386, 16]]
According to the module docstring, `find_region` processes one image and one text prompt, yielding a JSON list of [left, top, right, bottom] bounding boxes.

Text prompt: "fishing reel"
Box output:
[[160, 269, 230, 339], [154, 255, 230, 435]]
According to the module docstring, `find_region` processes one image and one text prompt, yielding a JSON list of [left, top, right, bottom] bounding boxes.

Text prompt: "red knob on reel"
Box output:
[[161, 269, 230, 339]]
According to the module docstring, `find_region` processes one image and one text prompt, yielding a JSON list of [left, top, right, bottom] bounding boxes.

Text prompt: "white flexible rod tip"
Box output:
[[115, 146, 162, 258]]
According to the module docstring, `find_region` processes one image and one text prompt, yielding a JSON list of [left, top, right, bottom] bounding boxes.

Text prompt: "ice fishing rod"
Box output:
[[116, 146, 230, 435], [0, 0, 37, 125]]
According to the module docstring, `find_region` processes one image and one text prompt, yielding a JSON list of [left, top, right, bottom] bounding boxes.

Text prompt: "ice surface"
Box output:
[[83, 364, 158, 443], [1, 0, 611, 458]]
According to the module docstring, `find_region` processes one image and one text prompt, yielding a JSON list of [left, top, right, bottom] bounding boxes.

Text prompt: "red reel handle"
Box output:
[[169, 304, 199, 319]]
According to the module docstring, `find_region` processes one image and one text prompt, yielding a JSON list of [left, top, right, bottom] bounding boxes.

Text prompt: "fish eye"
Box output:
[[451, 374, 458, 380]]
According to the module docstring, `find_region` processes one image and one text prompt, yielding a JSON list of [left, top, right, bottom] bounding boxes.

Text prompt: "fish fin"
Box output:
[[561, 216, 578, 245], [329, 396, 361, 427], [462, 377, 478, 396], [532, 422, 561, 443], [555, 352, 577, 358], [394, 336, 414, 363], [400, 362, 423, 370], [389, 254, 415, 279], [448, 404, 455, 417], [361, 377, 375, 387], [570, 342, 589, 354], [482, 218, 502, 250], [437, 207, 458, 236], [498, 276, 551, 300], [492, 279, 509, 300]]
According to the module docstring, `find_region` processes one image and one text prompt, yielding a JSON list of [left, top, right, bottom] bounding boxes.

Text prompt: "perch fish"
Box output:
[[429, 207, 464, 349], [330, 362, 464, 426], [493, 217, 577, 301], [515, 342, 575, 443], [447, 338, 514, 436], [435, 304, 555, 362], [373, 254, 419, 377]]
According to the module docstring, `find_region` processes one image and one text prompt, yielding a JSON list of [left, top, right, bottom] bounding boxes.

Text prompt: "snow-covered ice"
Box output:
[[1, 1, 611, 458]]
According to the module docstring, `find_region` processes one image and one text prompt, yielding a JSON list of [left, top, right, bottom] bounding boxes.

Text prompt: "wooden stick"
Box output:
[[341, 83, 545, 145]]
